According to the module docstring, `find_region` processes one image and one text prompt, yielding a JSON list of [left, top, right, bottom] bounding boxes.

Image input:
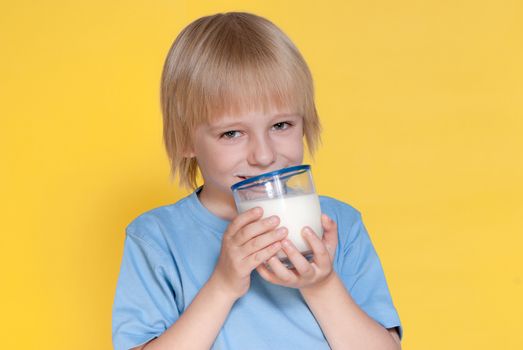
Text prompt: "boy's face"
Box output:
[[189, 105, 304, 210]]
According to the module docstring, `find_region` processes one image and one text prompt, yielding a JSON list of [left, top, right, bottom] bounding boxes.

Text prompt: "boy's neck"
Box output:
[[197, 185, 238, 221]]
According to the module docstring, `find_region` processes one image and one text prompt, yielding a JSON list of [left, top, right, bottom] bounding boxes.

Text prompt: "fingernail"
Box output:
[[276, 227, 287, 236], [282, 239, 291, 247], [268, 216, 278, 224], [253, 207, 262, 215], [303, 227, 313, 236]]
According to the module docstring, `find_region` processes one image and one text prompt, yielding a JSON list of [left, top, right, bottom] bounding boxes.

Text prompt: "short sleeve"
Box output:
[[112, 232, 180, 350], [338, 215, 403, 339]]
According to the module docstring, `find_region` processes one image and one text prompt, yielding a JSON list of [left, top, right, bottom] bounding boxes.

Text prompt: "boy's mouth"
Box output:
[[235, 167, 287, 181]]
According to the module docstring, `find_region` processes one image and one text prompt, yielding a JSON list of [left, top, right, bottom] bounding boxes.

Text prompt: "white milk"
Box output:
[[237, 193, 323, 260]]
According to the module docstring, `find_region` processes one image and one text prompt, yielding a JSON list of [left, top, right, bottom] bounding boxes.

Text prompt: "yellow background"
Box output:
[[1, 0, 522, 349]]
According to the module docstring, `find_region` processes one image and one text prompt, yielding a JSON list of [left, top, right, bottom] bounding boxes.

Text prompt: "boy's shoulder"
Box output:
[[319, 195, 361, 218], [319, 195, 362, 225], [123, 194, 195, 250], [127, 195, 191, 230]]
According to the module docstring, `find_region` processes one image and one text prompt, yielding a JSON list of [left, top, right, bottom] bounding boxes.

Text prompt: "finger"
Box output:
[[224, 207, 263, 240], [244, 241, 283, 271], [233, 215, 280, 246], [321, 214, 338, 257], [241, 227, 287, 256], [227, 207, 264, 237], [281, 239, 315, 279], [302, 226, 331, 267], [256, 262, 279, 284], [266, 256, 296, 283]]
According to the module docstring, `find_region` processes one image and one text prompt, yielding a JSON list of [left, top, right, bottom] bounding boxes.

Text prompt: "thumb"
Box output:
[[321, 214, 338, 257]]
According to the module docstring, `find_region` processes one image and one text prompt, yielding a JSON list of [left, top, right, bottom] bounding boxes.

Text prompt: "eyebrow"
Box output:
[[207, 121, 243, 132], [208, 113, 301, 131], [272, 113, 301, 120]]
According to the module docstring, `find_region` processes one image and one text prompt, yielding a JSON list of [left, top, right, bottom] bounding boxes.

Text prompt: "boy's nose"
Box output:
[[247, 134, 276, 167]]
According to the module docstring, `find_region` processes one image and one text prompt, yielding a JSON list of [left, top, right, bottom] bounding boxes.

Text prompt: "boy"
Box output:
[[112, 12, 402, 350]]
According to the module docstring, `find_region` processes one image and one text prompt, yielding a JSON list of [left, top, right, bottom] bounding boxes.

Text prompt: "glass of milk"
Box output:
[[231, 165, 322, 267]]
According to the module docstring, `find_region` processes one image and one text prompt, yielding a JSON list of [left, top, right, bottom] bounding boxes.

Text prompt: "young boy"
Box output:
[[112, 12, 402, 350]]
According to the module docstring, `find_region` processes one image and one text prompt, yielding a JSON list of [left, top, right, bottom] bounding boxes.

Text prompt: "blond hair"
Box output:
[[160, 12, 321, 189]]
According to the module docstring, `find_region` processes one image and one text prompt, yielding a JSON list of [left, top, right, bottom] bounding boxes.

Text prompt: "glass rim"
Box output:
[[230, 164, 310, 191]]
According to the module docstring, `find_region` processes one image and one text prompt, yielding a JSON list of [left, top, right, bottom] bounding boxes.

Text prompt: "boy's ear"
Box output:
[[183, 146, 196, 158], [183, 138, 196, 158], [182, 150, 195, 158]]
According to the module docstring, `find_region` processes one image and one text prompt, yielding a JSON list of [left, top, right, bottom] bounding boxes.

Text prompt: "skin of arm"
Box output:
[[131, 207, 287, 350], [257, 214, 401, 350], [300, 273, 401, 350]]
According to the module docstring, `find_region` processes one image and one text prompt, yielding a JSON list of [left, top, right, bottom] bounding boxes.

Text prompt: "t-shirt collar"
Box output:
[[186, 186, 230, 235]]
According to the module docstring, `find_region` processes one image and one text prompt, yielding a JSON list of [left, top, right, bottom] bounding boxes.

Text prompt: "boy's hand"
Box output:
[[256, 214, 338, 290], [210, 207, 288, 300]]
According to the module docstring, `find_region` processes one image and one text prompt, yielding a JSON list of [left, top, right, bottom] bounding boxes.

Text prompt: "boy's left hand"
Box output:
[[256, 213, 338, 290]]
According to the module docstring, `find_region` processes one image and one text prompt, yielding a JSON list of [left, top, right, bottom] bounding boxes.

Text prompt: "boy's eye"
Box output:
[[220, 130, 241, 139], [272, 122, 291, 130]]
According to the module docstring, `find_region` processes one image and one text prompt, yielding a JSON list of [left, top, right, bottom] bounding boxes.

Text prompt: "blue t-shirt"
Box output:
[[112, 189, 402, 349]]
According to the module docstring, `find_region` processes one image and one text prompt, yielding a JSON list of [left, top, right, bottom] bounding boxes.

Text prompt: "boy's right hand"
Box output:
[[209, 207, 287, 300]]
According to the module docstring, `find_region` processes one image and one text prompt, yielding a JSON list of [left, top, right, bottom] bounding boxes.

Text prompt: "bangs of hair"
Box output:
[[183, 13, 314, 125]]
